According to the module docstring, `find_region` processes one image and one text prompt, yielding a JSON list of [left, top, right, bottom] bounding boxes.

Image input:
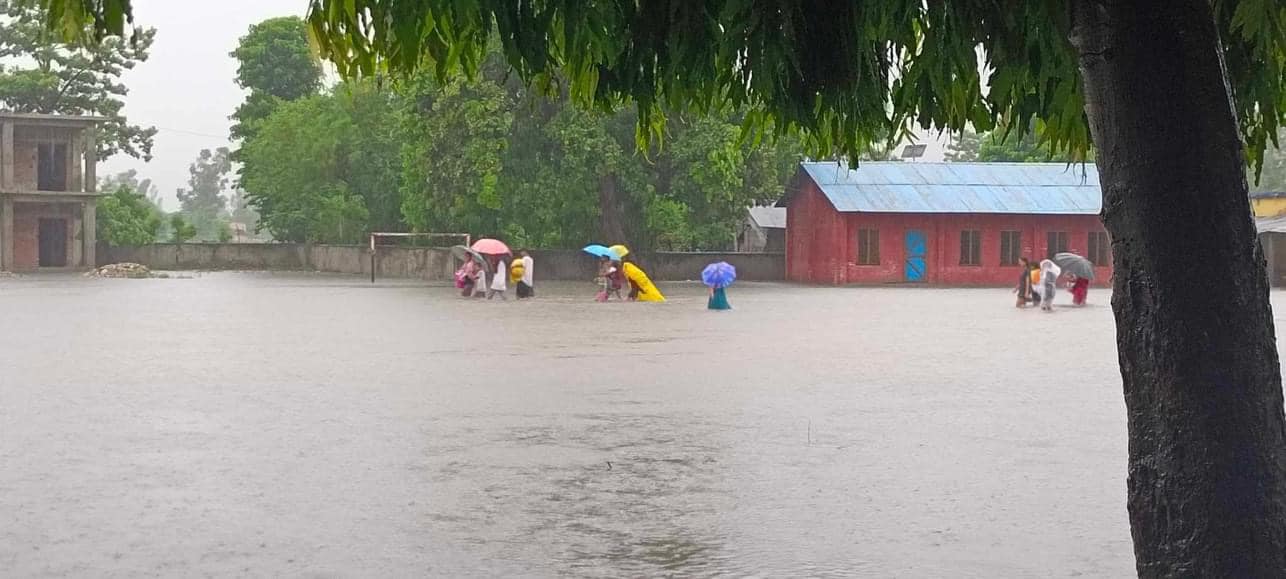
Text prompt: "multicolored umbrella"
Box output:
[[702, 261, 737, 288], [471, 238, 511, 255], [609, 244, 630, 259], [582, 244, 621, 260]]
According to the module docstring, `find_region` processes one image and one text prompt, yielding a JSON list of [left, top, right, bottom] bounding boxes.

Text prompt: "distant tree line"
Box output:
[[230, 18, 802, 251]]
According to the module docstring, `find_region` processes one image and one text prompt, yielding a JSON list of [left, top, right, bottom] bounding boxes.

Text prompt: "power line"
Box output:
[[152, 126, 229, 139]]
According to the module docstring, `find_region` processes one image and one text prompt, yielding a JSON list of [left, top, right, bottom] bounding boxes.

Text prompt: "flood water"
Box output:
[[2, 272, 1231, 577]]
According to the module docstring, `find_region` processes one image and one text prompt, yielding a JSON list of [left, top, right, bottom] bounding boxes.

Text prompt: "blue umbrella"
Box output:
[[702, 261, 737, 288], [582, 244, 621, 260]]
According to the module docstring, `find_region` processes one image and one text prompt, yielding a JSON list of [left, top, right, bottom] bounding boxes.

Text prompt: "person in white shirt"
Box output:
[[472, 264, 487, 298], [488, 257, 508, 300], [1039, 259, 1061, 312], [517, 250, 535, 299]]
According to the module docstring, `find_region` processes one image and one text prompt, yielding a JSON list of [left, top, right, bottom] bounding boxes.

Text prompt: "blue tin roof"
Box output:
[[797, 161, 1102, 215]]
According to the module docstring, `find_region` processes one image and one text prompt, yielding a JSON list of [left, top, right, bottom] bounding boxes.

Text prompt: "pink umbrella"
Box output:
[[471, 238, 511, 255]]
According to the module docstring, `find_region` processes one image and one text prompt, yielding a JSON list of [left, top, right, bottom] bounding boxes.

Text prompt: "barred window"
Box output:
[[1000, 231, 1022, 266], [857, 229, 880, 265], [1047, 231, 1069, 258], [1088, 231, 1111, 266], [960, 230, 982, 266]]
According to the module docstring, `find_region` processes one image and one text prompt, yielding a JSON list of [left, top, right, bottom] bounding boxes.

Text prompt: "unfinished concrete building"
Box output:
[[0, 112, 102, 271]]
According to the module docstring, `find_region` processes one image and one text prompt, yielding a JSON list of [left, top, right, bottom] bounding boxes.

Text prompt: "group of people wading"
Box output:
[[456, 249, 535, 300], [1014, 257, 1091, 311], [454, 247, 667, 303]]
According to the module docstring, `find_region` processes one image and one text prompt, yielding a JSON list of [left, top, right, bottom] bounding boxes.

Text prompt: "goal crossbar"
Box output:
[[368, 232, 470, 251], [368, 232, 471, 283]]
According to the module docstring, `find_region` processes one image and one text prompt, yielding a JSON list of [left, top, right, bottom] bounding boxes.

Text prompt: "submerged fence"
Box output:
[[97, 243, 786, 282]]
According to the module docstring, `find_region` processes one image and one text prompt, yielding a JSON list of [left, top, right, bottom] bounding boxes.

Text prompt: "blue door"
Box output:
[[904, 230, 926, 282]]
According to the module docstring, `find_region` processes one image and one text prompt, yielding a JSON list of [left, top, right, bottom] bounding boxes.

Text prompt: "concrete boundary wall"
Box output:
[[98, 243, 785, 282]]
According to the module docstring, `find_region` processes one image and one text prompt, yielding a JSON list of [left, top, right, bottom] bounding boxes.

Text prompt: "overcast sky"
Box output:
[[100, 0, 306, 210], [102, 0, 948, 211]]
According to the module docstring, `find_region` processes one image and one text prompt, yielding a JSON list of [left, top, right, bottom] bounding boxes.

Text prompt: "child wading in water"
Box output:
[[1038, 258, 1061, 312], [488, 256, 509, 300], [607, 260, 625, 300], [594, 257, 612, 301], [456, 259, 479, 297], [707, 285, 731, 310], [702, 261, 735, 310], [592, 256, 624, 301]]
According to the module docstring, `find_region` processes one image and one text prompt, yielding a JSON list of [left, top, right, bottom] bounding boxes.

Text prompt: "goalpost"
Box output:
[[368, 232, 471, 283]]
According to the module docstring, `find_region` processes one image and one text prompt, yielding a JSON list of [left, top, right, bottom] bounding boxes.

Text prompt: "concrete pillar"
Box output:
[[69, 136, 82, 192], [1, 121, 13, 191], [1, 197, 12, 270], [83, 128, 96, 193], [82, 200, 96, 268], [69, 204, 82, 267]]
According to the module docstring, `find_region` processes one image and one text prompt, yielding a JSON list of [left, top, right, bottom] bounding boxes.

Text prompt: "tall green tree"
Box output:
[[399, 72, 512, 239], [946, 128, 1078, 163], [175, 147, 232, 241], [980, 133, 1075, 163], [168, 214, 196, 244], [336, 81, 403, 232], [100, 169, 162, 210], [300, 1, 1286, 573], [0, 1, 155, 159], [398, 57, 801, 250], [229, 16, 321, 142], [239, 93, 371, 243], [97, 184, 161, 246]]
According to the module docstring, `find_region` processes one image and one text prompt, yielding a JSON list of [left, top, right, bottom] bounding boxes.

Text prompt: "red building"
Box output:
[[782, 161, 1112, 286]]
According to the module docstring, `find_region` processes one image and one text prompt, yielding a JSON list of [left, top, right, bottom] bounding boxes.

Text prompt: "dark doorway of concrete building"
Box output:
[[37, 142, 68, 191], [38, 218, 67, 267]]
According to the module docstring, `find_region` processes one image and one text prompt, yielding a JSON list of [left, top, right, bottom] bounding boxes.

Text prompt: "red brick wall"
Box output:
[[13, 210, 37, 268], [836, 212, 1111, 286], [12, 203, 80, 270], [786, 180, 848, 283], [12, 141, 38, 190]]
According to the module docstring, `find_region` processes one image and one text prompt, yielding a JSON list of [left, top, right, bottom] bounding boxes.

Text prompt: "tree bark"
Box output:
[[597, 173, 630, 246], [1071, 1, 1286, 575]]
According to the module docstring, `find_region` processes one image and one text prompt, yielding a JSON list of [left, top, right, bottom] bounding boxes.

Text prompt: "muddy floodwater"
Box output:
[[6, 272, 1262, 577]]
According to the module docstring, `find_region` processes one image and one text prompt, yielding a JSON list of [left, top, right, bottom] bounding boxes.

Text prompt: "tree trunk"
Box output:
[[1071, 1, 1286, 575], [597, 173, 629, 245]]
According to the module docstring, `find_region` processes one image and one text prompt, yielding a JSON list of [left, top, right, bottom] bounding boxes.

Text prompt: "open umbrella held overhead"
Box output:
[[451, 245, 490, 272], [582, 244, 621, 260], [702, 262, 737, 288], [1053, 252, 1095, 280], [471, 238, 511, 256]]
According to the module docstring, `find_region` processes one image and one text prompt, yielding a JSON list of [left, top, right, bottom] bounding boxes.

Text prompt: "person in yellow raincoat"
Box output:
[[622, 259, 665, 302], [510, 258, 525, 285]]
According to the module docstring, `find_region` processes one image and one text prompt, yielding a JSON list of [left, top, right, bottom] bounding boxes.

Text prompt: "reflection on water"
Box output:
[[0, 273, 1151, 577]]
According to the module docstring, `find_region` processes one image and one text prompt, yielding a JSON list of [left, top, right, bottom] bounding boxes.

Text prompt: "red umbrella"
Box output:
[[471, 238, 511, 255]]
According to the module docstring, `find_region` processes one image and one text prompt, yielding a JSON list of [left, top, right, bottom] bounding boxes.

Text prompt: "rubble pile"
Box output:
[[87, 263, 153, 279]]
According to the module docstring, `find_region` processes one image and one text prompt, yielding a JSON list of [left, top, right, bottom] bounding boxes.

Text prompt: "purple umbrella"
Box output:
[[702, 261, 737, 288]]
